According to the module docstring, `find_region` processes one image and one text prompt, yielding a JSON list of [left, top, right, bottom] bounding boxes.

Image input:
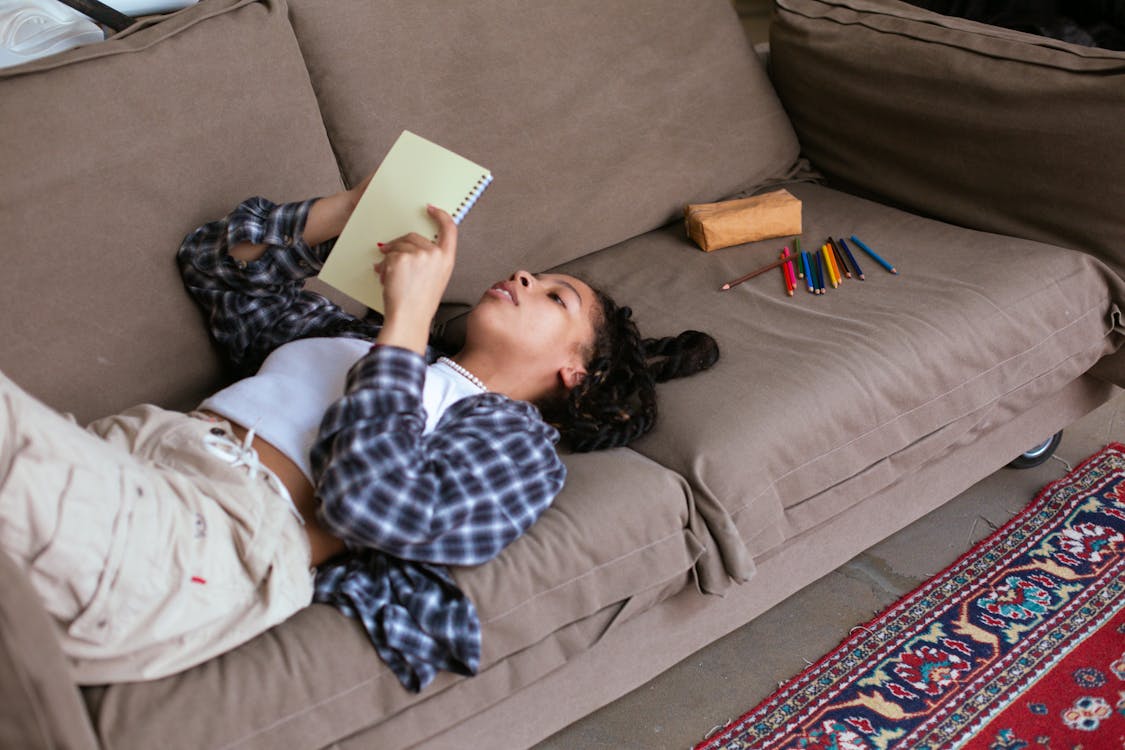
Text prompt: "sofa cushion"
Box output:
[[553, 182, 1124, 588], [286, 0, 801, 306], [0, 0, 344, 424], [770, 0, 1125, 278], [458, 448, 702, 663], [84, 446, 698, 749]]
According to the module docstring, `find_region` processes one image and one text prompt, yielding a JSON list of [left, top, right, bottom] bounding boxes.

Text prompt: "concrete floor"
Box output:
[[534, 6, 1125, 748], [533, 390, 1124, 749]]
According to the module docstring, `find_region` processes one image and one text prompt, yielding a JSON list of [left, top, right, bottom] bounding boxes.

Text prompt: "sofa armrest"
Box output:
[[0, 551, 99, 750], [769, 0, 1125, 279]]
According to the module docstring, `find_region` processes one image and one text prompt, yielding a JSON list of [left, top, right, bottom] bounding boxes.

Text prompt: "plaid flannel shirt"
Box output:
[[178, 197, 566, 691]]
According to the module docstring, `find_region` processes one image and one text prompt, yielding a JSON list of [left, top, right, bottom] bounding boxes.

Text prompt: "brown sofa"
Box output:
[[2, 0, 1123, 748]]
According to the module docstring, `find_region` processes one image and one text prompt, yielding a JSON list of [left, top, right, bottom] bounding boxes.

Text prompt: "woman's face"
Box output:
[[464, 270, 600, 400]]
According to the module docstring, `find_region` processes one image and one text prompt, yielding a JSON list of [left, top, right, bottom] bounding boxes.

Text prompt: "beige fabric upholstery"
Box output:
[[285, 0, 801, 305], [0, 0, 344, 424], [554, 183, 1125, 586], [770, 0, 1125, 276], [0, 550, 99, 750]]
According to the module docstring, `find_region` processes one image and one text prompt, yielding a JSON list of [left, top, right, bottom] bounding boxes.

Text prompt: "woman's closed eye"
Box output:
[[549, 291, 567, 308]]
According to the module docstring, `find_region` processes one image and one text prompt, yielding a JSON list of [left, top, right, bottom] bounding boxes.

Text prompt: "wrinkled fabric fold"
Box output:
[[314, 551, 479, 692]]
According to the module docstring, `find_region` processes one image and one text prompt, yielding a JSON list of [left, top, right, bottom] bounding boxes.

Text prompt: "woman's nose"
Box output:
[[512, 270, 533, 288]]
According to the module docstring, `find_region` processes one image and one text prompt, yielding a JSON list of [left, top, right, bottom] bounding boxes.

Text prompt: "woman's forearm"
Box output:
[[303, 186, 362, 246]]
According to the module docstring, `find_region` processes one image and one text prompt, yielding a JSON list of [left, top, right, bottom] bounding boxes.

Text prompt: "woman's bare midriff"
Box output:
[[200, 410, 347, 567]]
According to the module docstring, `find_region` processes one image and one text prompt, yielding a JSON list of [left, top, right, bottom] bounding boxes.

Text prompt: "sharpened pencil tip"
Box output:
[[720, 284, 730, 291]]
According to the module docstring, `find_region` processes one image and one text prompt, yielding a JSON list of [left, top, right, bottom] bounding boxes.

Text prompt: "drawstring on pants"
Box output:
[[202, 421, 304, 526]]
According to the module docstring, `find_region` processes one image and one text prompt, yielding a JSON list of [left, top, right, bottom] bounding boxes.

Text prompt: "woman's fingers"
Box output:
[[427, 204, 458, 254]]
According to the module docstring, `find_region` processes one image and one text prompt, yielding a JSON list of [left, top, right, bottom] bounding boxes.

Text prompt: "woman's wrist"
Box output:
[[375, 314, 430, 356]]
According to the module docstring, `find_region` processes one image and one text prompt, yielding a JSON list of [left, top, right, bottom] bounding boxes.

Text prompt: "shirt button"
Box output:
[[210, 427, 226, 436]]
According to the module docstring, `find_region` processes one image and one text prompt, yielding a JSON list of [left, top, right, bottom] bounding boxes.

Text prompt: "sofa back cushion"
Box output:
[[287, 0, 801, 304], [0, 0, 343, 423], [770, 0, 1125, 277]]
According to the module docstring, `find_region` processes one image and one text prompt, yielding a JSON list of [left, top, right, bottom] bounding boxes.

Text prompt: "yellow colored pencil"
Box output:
[[826, 243, 842, 286], [822, 245, 838, 287]]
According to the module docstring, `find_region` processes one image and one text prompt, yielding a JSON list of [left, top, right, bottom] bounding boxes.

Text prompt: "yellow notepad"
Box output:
[[317, 130, 493, 312]]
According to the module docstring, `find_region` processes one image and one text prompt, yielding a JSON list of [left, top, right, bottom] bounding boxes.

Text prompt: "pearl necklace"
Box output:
[[437, 356, 488, 392]]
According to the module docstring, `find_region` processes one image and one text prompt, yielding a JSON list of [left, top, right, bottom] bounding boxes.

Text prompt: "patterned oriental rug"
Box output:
[[696, 443, 1125, 750]]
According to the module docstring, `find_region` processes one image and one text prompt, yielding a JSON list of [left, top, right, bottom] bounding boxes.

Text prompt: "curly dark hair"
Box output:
[[540, 285, 719, 452]]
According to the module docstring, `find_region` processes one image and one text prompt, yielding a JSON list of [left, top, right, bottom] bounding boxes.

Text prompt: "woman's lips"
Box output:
[[487, 281, 518, 305]]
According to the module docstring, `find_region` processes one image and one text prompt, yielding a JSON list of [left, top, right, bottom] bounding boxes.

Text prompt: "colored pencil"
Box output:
[[838, 237, 864, 279], [850, 235, 897, 274], [829, 237, 851, 278], [719, 253, 799, 291], [800, 251, 814, 293], [815, 250, 827, 294], [822, 244, 839, 288], [780, 249, 795, 296]]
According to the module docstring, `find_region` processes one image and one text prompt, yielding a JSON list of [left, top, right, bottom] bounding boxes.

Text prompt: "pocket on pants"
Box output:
[[1, 452, 131, 634], [67, 473, 260, 651]]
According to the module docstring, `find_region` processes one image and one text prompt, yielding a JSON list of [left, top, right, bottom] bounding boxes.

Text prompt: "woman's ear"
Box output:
[[558, 365, 587, 391]]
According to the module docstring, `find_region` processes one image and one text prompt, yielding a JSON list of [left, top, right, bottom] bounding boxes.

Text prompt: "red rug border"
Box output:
[[694, 441, 1125, 750]]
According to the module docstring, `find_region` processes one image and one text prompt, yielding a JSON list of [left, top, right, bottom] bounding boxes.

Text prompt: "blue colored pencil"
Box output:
[[850, 235, 897, 274], [815, 250, 827, 294], [837, 238, 865, 280], [800, 251, 814, 293]]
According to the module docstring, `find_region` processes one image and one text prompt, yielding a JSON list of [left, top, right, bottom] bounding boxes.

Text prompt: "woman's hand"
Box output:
[[374, 204, 458, 355]]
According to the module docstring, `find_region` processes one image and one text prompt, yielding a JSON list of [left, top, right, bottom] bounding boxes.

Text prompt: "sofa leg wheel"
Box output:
[[1007, 431, 1063, 469]]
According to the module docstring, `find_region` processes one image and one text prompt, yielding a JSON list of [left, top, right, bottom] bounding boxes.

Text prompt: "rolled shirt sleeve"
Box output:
[[177, 196, 366, 373]]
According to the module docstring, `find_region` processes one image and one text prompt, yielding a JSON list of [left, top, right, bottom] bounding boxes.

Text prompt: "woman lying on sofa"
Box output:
[[0, 176, 717, 692]]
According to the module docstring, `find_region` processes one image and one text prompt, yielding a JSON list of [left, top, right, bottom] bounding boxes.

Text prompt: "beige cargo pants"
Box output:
[[0, 372, 314, 684]]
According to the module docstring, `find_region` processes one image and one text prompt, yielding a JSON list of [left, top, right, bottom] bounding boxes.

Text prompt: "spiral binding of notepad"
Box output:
[[451, 174, 494, 225]]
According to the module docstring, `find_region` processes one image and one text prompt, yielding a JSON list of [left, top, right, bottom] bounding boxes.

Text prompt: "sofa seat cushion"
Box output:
[[84, 447, 699, 749], [553, 182, 1124, 589], [0, 0, 345, 425], [285, 0, 800, 306], [770, 0, 1125, 279], [457, 448, 702, 664]]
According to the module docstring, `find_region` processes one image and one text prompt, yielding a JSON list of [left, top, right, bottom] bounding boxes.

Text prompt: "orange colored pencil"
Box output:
[[822, 244, 838, 288], [827, 243, 843, 286], [829, 237, 852, 279], [823, 244, 841, 284]]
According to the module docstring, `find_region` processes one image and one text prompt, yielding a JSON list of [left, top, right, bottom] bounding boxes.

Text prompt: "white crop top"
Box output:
[[199, 338, 485, 483]]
